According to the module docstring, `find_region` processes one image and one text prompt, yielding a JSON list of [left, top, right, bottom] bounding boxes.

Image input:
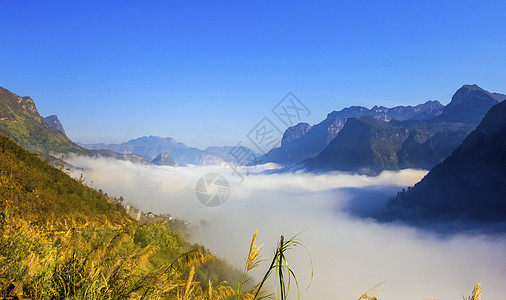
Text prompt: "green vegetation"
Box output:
[[250, 233, 312, 300], [0, 134, 243, 299], [0, 111, 87, 155], [234, 230, 310, 300], [0, 87, 87, 156], [0, 87, 148, 165]]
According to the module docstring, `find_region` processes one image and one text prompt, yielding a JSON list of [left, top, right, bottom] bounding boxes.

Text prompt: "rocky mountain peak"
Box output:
[[0, 86, 89, 155], [281, 123, 312, 146], [449, 84, 487, 105], [151, 152, 176, 166], [0, 87, 43, 122], [17, 96, 42, 121], [439, 84, 501, 123], [461, 84, 484, 91], [455, 84, 505, 102], [419, 100, 443, 108], [43, 115, 65, 133]]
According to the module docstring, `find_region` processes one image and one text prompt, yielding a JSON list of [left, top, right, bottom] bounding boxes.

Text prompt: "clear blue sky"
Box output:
[[1, 0, 506, 148]]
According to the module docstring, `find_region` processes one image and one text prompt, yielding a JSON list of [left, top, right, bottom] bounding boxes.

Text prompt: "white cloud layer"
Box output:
[[68, 156, 506, 300]]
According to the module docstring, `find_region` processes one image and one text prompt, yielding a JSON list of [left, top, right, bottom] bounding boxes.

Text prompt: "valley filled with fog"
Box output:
[[67, 155, 506, 299]]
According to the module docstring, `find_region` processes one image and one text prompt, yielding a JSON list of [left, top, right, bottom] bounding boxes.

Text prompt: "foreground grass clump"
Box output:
[[0, 134, 242, 299], [0, 218, 246, 299]]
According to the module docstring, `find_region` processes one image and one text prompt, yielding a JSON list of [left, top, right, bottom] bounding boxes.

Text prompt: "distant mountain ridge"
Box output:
[[256, 100, 444, 165], [0, 86, 252, 167], [85, 84, 502, 171], [303, 85, 504, 174], [80, 136, 257, 166], [4, 84, 503, 174], [80, 136, 187, 161]]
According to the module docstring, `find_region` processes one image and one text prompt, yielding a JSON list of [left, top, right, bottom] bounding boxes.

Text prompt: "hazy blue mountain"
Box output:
[[43, 115, 65, 133], [303, 85, 504, 174], [256, 100, 444, 165], [90, 149, 149, 164], [81, 136, 190, 161], [80, 136, 257, 166], [384, 100, 506, 224]]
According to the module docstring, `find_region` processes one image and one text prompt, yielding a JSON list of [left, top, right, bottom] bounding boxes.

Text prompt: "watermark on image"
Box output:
[[196, 92, 311, 206], [225, 141, 257, 182], [246, 117, 283, 154], [226, 91, 311, 182], [272, 92, 311, 127], [195, 173, 230, 207]]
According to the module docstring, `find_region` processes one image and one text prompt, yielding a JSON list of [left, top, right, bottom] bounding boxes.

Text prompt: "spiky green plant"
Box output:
[[252, 233, 313, 300]]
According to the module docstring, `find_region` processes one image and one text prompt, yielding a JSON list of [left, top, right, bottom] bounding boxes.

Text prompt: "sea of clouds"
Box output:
[[68, 155, 506, 299]]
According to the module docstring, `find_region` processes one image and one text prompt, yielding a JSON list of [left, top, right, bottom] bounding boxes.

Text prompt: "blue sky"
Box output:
[[1, 0, 506, 148]]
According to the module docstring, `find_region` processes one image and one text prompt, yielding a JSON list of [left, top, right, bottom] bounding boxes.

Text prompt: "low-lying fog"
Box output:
[[68, 155, 506, 299]]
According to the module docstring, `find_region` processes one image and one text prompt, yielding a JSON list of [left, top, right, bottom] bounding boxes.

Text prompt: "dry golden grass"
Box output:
[[246, 230, 263, 270], [357, 282, 382, 300], [463, 283, 482, 300]]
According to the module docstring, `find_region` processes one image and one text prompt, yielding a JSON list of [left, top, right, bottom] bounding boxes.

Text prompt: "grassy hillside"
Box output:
[[0, 87, 150, 166], [0, 134, 243, 299], [0, 134, 130, 228], [0, 87, 88, 155]]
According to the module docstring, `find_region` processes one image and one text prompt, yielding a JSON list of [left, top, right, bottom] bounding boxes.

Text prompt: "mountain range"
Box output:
[[296, 85, 503, 174], [82, 84, 497, 171], [1, 83, 505, 229], [256, 100, 445, 166], [0, 86, 257, 167], [2, 84, 504, 175], [79, 136, 257, 166], [383, 99, 506, 225]]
